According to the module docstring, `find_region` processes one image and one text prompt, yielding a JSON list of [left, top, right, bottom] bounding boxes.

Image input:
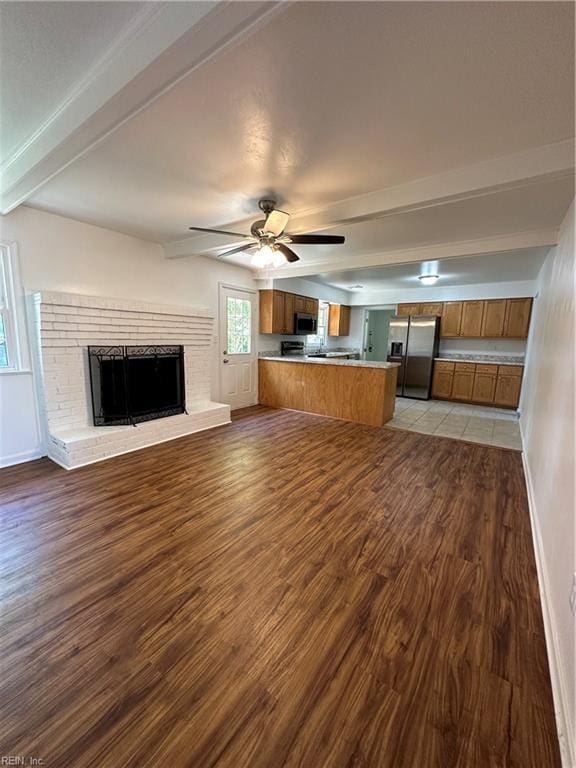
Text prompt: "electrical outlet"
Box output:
[[570, 573, 576, 617]]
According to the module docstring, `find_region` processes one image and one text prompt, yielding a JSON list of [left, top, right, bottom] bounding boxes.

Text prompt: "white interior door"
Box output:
[[219, 285, 258, 409]]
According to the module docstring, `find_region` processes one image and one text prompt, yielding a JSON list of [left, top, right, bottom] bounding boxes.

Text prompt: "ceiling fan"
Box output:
[[189, 199, 345, 267]]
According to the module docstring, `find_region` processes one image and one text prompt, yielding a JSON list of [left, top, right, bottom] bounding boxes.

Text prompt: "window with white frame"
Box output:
[[307, 301, 329, 346], [0, 245, 20, 370]]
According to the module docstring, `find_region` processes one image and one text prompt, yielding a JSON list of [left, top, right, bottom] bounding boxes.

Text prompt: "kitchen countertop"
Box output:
[[434, 356, 524, 366], [259, 356, 400, 370]]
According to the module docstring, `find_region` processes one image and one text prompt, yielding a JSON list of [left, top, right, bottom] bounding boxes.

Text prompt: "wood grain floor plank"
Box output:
[[0, 406, 560, 767]]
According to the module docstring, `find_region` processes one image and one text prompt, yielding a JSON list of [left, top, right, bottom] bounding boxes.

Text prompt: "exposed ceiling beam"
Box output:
[[292, 139, 575, 231], [0, 1, 288, 214], [163, 140, 573, 261], [255, 228, 559, 279]]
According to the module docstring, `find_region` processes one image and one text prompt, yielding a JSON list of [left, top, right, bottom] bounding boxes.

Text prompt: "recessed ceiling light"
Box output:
[[418, 274, 439, 285]]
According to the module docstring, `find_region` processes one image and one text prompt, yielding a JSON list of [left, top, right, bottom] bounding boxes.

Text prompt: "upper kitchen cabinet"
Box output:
[[440, 302, 463, 337], [259, 290, 320, 334], [295, 295, 319, 315], [397, 303, 421, 316], [284, 293, 295, 334], [481, 300, 507, 337], [503, 298, 533, 338], [420, 303, 443, 316], [259, 290, 294, 334], [328, 304, 351, 336], [459, 301, 484, 337], [396, 296, 533, 338]]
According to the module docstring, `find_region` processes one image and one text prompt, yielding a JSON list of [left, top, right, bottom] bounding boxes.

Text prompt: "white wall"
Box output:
[[0, 373, 43, 466], [0, 205, 257, 465], [273, 276, 351, 306], [520, 201, 575, 768]]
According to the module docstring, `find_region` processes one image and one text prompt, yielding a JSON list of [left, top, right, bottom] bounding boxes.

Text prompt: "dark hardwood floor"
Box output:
[[0, 406, 560, 767]]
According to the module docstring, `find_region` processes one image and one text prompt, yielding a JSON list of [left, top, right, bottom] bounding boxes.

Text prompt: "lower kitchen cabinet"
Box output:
[[431, 360, 454, 398], [472, 364, 498, 403], [431, 369, 454, 398], [494, 372, 522, 407], [431, 361, 523, 408], [451, 364, 475, 400]]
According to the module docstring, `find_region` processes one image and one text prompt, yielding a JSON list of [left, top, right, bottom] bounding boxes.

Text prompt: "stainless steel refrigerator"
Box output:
[[386, 315, 440, 399]]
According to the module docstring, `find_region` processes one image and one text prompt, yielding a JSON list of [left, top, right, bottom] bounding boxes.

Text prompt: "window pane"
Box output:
[[0, 256, 7, 309], [0, 342, 7, 368], [307, 301, 328, 345], [226, 297, 251, 354]]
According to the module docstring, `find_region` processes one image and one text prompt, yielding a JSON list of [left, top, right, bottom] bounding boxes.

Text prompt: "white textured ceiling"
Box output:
[[305, 248, 550, 292], [20, 0, 574, 245], [0, 1, 150, 160]]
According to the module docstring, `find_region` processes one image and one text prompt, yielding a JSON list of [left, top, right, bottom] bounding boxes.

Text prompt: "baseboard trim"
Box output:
[[0, 447, 44, 468], [521, 434, 575, 768]]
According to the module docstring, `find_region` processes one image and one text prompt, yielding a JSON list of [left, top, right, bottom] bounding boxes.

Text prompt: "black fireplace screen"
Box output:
[[88, 346, 185, 426]]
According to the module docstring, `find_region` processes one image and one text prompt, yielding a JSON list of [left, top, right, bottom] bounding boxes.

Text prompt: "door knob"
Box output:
[[223, 359, 229, 364]]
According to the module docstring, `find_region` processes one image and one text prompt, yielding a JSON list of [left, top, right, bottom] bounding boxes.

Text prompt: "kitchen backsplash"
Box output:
[[438, 337, 527, 358], [258, 345, 360, 357]]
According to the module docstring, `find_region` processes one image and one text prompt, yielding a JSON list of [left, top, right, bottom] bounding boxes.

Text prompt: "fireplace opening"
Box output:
[[88, 346, 185, 426]]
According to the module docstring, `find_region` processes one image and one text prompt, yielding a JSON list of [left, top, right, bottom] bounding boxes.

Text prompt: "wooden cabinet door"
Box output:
[[472, 370, 497, 403], [328, 304, 340, 336], [494, 374, 522, 407], [397, 303, 421, 316], [339, 305, 351, 336], [284, 292, 295, 334], [328, 304, 350, 336], [481, 300, 506, 337], [460, 301, 484, 337], [451, 368, 474, 400], [294, 296, 307, 313], [441, 302, 463, 337], [420, 302, 443, 316], [432, 369, 453, 399], [504, 298, 532, 338], [305, 297, 319, 315], [272, 291, 286, 334]]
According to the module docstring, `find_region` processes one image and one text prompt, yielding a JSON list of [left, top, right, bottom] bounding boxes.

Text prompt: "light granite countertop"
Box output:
[[435, 356, 524, 366], [259, 356, 400, 370]]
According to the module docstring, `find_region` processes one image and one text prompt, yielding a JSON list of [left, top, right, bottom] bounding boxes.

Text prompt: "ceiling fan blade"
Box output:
[[216, 243, 256, 259], [189, 226, 250, 238], [287, 234, 345, 244], [263, 209, 290, 237], [276, 243, 300, 263]]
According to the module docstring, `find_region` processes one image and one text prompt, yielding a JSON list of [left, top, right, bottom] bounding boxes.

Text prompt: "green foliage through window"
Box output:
[[226, 297, 252, 354]]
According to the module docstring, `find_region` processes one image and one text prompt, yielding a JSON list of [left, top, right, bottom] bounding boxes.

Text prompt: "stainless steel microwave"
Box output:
[[294, 313, 318, 335]]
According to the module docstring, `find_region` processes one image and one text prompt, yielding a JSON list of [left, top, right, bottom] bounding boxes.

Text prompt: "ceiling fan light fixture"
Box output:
[[418, 274, 439, 285], [251, 243, 282, 268]]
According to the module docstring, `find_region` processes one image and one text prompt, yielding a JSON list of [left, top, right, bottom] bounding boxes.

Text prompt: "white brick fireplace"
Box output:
[[32, 291, 230, 469]]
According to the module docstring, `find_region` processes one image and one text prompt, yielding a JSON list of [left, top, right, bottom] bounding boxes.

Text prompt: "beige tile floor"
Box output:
[[387, 397, 522, 450]]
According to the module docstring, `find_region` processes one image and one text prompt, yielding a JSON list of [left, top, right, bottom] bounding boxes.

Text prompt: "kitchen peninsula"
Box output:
[[258, 356, 400, 427]]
